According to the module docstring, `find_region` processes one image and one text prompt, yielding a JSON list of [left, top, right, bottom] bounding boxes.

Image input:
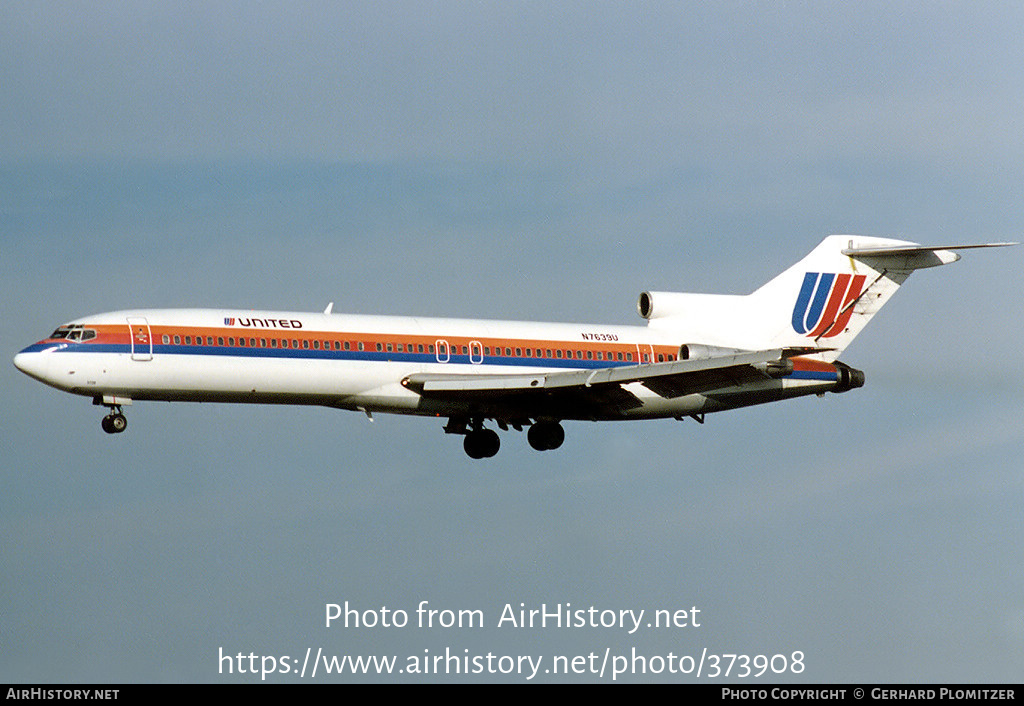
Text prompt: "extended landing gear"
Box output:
[[447, 417, 565, 458], [527, 420, 564, 451], [464, 428, 500, 459], [101, 408, 128, 434], [447, 417, 501, 459]]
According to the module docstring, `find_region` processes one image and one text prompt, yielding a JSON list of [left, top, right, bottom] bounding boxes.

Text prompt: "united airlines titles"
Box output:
[[229, 317, 304, 329]]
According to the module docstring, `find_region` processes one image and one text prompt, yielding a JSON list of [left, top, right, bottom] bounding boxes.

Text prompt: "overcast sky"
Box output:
[[3, 2, 1022, 683]]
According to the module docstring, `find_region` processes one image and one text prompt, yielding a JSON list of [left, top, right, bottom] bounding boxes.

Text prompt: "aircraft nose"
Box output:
[[13, 349, 50, 382]]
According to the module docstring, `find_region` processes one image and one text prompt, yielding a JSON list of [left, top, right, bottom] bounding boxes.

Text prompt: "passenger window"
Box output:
[[207, 337, 214, 345], [163, 335, 170, 344], [218, 337, 225, 346]]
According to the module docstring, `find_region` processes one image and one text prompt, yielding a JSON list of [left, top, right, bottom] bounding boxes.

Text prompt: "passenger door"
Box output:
[[127, 317, 153, 361]]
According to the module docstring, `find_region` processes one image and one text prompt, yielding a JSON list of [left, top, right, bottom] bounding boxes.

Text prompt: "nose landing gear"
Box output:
[[101, 407, 128, 434]]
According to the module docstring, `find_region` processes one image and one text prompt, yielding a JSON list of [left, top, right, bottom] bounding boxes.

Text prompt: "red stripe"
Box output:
[[819, 274, 866, 338]]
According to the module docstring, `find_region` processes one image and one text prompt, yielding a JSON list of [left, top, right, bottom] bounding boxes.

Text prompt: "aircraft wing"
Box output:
[[402, 348, 815, 417]]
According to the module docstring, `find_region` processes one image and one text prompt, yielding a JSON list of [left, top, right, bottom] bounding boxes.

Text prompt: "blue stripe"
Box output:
[[33, 342, 630, 370], [788, 370, 838, 382], [803, 273, 834, 333], [791, 273, 817, 334], [29, 341, 841, 381]]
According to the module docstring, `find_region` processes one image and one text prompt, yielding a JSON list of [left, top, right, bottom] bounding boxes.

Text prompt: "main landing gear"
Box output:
[[527, 420, 565, 451], [464, 428, 500, 459], [100, 407, 128, 434], [447, 417, 565, 458]]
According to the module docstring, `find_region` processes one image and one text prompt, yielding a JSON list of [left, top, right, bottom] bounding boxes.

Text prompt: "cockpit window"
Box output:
[[50, 324, 96, 342]]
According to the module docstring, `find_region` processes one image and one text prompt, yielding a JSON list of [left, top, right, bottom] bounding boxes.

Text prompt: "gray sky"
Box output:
[[2, 2, 1022, 682]]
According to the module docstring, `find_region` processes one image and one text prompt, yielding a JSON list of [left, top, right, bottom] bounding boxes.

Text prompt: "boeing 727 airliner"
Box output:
[[13, 235, 1015, 457]]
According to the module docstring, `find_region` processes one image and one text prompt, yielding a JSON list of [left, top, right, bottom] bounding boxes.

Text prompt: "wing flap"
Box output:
[[639, 363, 773, 398], [403, 348, 816, 407]]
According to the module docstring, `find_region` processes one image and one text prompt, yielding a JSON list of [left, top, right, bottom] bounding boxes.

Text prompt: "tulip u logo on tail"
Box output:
[[791, 272, 867, 338]]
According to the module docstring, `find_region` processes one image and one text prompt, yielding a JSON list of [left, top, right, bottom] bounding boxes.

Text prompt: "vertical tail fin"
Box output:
[[752, 235, 919, 358], [643, 235, 1016, 361]]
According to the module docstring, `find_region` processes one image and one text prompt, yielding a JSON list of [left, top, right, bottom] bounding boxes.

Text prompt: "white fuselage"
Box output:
[[14, 307, 843, 423]]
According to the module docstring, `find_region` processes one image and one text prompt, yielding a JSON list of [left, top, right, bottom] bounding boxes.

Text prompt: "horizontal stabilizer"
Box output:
[[841, 241, 1019, 269], [842, 242, 1018, 255]]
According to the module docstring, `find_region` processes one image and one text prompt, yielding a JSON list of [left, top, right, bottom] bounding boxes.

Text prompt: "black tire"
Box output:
[[110, 414, 128, 433], [464, 433, 484, 459], [544, 422, 564, 450], [464, 429, 500, 459], [479, 429, 500, 458], [528, 421, 564, 451]]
